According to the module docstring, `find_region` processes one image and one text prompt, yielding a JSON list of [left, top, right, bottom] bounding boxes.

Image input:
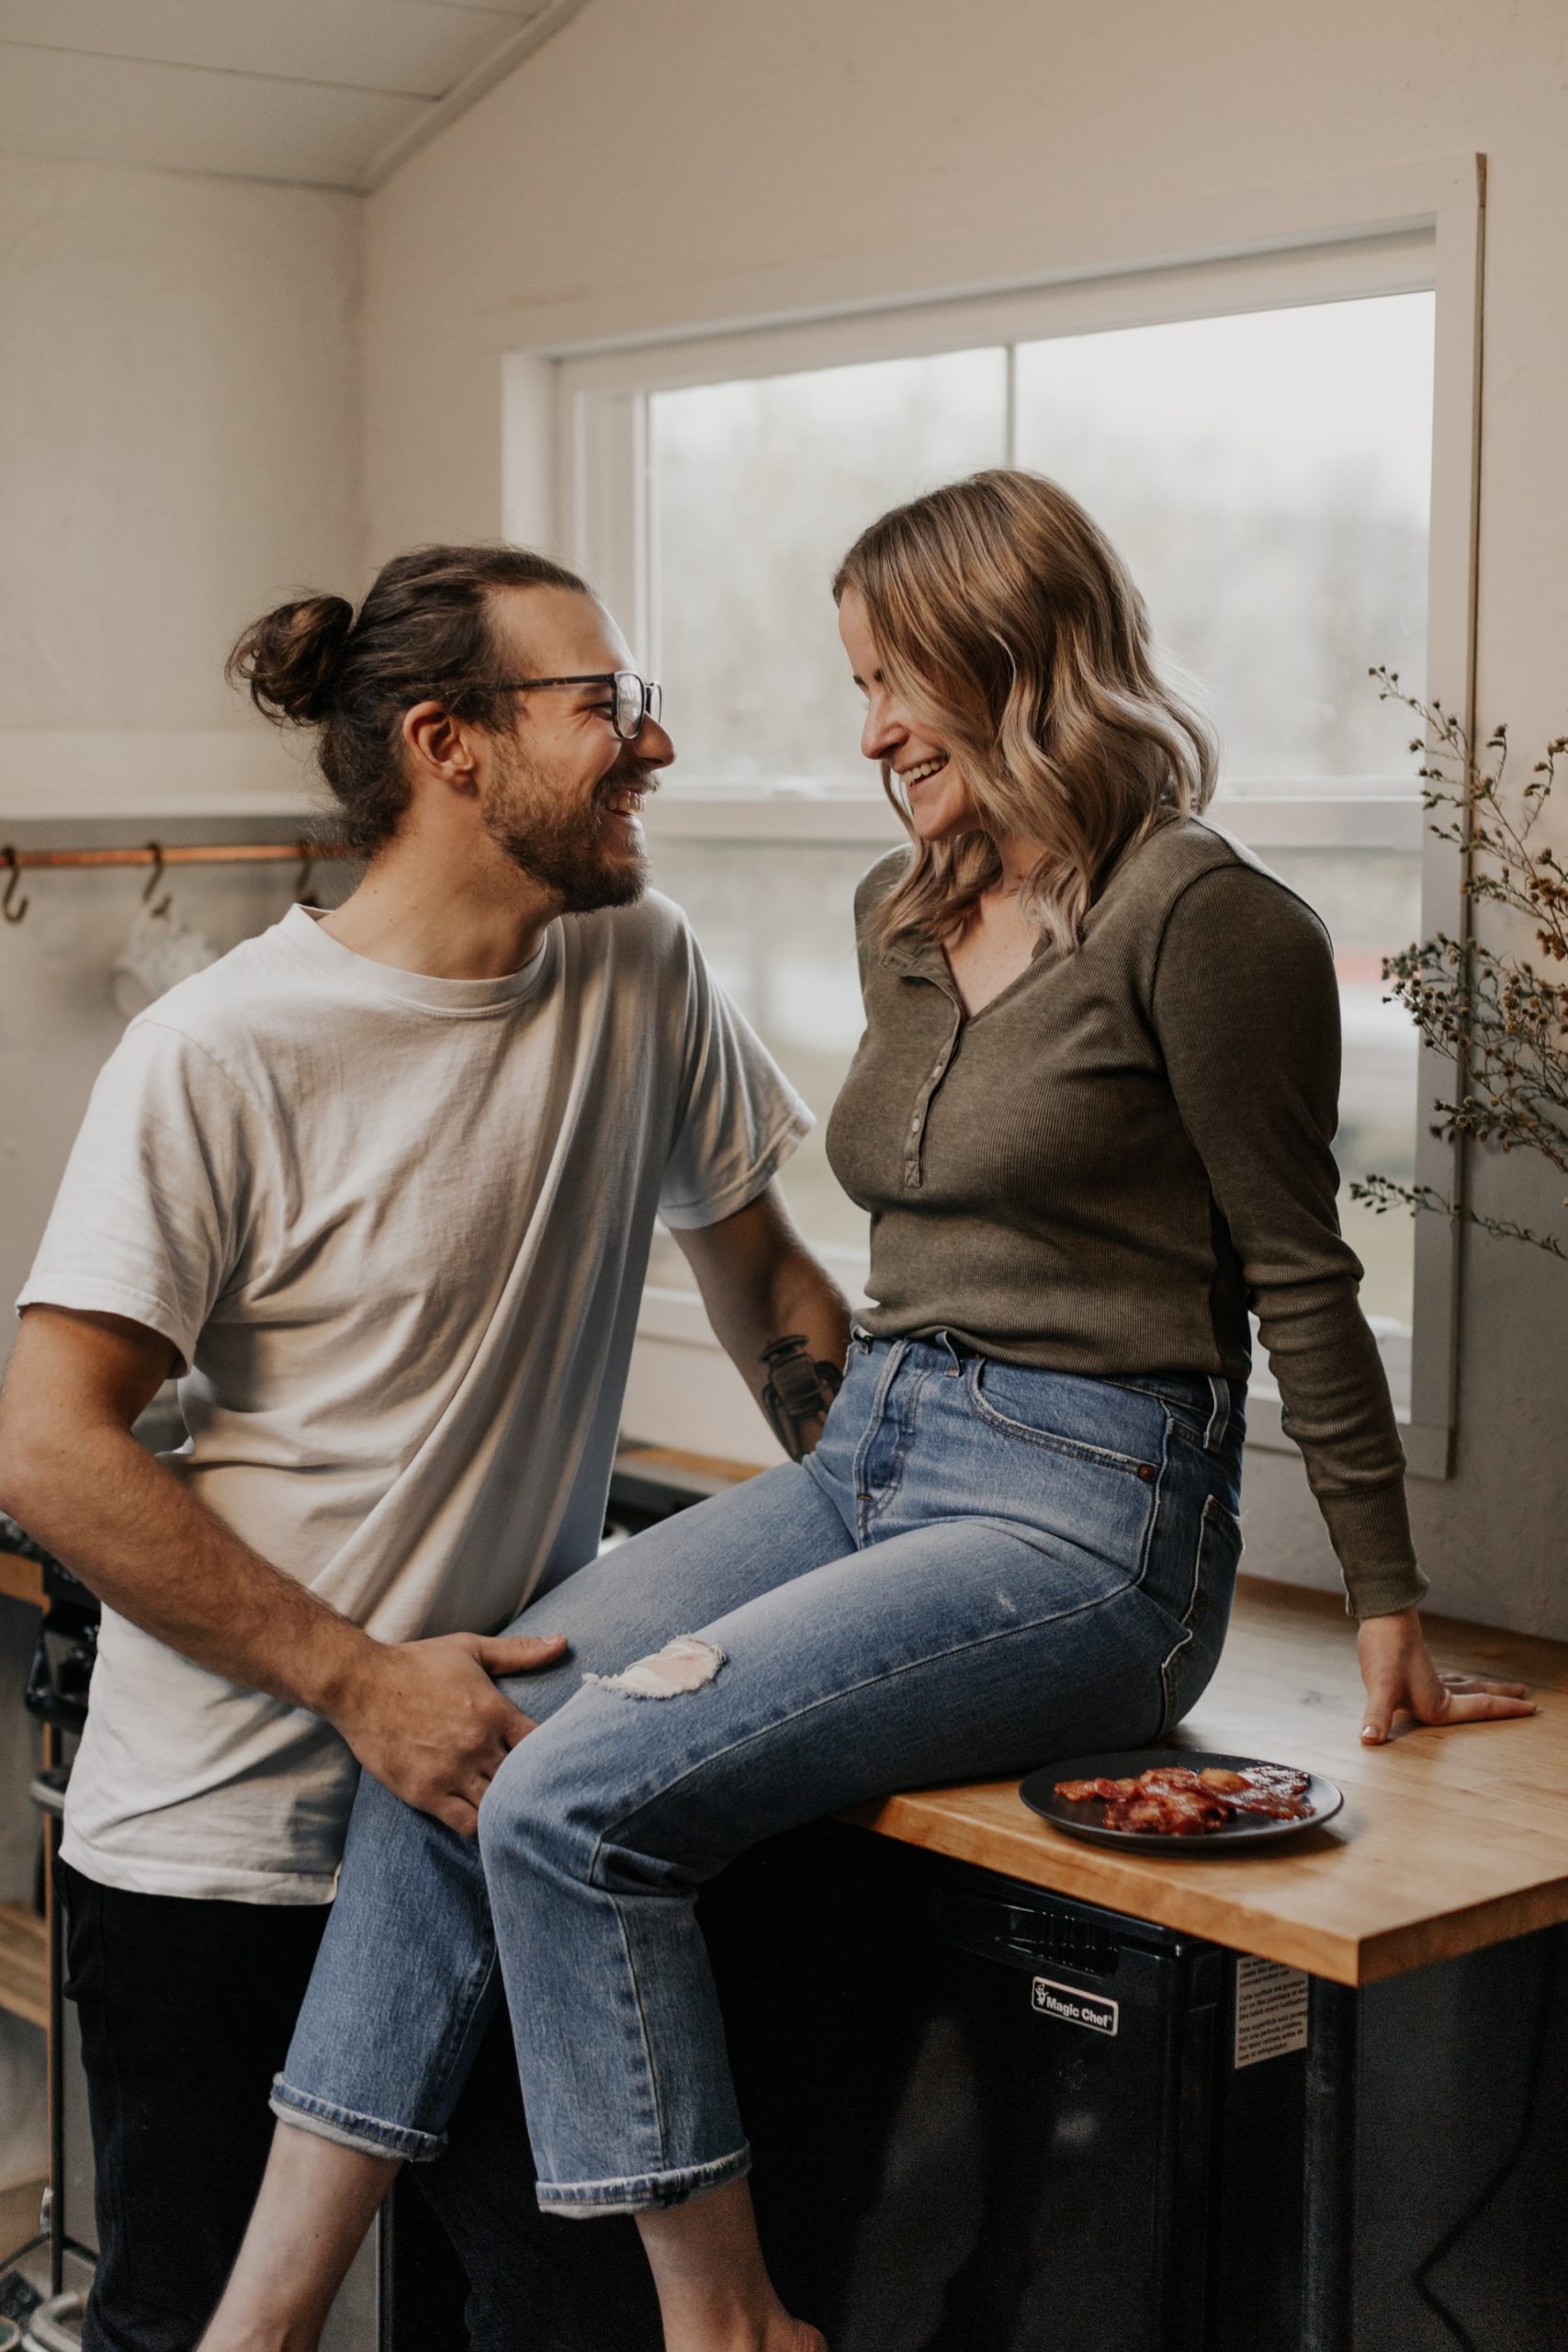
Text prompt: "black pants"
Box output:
[[57, 1858, 660, 2352]]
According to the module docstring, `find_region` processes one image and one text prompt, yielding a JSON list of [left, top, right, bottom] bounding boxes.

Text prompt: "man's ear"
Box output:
[[402, 700, 479, 795]]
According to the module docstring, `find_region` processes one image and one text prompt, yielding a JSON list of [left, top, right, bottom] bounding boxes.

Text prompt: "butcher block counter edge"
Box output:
[[843, 1789, 1568, 1990], [847, 1576, 1568, 1989]]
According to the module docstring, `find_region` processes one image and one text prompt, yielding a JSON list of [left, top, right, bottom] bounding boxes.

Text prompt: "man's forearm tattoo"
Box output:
[[759, 1334, 844, 1462]]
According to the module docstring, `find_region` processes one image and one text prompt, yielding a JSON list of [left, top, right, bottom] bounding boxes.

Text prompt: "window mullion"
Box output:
[[565, 386, 649, 662], [641, 388, 660, 683]]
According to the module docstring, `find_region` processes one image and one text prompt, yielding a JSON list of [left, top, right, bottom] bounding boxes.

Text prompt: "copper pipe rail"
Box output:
[[3, 842, 349, 871], [2, 839, 352, 923]]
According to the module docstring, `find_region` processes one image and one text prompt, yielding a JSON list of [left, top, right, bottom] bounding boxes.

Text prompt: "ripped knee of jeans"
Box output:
[[585, 1636, 726, 1700]]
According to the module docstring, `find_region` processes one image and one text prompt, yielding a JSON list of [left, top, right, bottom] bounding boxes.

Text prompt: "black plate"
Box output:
[[1020, 1748, 1344, 1852]]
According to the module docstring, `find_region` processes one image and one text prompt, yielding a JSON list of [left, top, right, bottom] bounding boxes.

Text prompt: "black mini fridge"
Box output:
[[700, 1821, 1308, 2352]]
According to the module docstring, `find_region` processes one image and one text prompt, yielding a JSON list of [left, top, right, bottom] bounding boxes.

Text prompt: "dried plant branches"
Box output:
[[1348, 671, 1568, 1262]]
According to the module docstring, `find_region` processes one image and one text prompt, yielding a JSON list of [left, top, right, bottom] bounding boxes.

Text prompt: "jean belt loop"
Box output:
[[875, 1331, 910, 1403], [1204, 1374, 1229, 1452]]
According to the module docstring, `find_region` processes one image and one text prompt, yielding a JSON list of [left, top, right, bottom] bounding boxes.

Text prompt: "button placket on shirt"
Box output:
[[902, 989, 963, 1189]]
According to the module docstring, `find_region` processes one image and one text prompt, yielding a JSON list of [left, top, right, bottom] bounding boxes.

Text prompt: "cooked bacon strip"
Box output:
[[1243, 1766, 1311, 1798], [1053, 1760, 1314, 1835], [1109, 1789, 1230, 1835], [1224, 1786, 1313, 1820]]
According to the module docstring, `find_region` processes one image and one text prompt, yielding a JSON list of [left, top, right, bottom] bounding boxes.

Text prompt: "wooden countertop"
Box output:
[[851, 1576, 1568, 1988]]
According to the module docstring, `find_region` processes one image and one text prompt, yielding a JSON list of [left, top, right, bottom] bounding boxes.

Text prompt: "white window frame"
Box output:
[[502, 160, 1485, 1480]]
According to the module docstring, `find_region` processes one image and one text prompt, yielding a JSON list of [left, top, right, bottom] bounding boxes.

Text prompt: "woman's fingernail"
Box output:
[[1360, 1725, 1380, 1744]]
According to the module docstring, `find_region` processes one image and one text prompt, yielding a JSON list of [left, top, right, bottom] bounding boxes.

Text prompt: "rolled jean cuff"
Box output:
[[270, 2076, 446, 2164], [536, 2143, 751, 2218]]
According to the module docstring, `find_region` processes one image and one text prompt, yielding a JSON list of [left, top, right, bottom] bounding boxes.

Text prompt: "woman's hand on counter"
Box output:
[[1357, 1606, 1537, 1745]]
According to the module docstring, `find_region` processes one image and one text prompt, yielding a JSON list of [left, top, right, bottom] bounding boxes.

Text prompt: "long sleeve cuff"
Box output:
[[1315, 1479, 1428, 1618]]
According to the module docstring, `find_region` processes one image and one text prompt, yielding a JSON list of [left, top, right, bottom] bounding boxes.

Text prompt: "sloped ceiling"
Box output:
[[0, 0, 591, 191]]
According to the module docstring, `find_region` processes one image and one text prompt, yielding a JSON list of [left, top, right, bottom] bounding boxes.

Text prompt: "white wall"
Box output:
[[0, 153, 361, 818], [0, 151, 363, 2187], [361, 0, 1568, 1638], [0, 153, 363, 1339]]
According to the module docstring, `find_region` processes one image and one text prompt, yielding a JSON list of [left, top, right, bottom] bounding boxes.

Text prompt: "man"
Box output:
[[0, 544, 850, 2351]]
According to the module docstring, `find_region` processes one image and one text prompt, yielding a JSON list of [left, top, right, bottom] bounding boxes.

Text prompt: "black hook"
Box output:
[[142, 842, 172, 918], [2, 846, 28, 925]]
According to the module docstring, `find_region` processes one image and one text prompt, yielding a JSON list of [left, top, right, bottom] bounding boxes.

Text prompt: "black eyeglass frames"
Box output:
[[496, 671, 662, 742]]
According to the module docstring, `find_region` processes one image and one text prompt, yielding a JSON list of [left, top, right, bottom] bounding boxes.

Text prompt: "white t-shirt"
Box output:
[[20, 899, 808, 1902]]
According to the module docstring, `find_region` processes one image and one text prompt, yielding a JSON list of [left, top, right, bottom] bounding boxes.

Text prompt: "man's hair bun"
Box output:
[[224, 545, 591, 854], [226, 594, 355, 724]]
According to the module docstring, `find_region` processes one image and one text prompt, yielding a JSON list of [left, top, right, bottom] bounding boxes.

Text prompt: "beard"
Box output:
[[481, 740, 651, 913]]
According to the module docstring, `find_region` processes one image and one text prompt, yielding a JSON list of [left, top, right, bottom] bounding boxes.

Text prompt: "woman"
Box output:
[[199, 471, 1529, 2352]]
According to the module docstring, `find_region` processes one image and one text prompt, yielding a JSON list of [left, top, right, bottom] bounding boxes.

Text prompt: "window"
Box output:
[[653, 349, 1006, 795], [547, 223, 1473, 1465]]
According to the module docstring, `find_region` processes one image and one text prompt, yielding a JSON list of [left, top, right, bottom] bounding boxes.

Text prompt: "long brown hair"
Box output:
[[228, 544, 590, 854], [832, 470, 1216, 951]]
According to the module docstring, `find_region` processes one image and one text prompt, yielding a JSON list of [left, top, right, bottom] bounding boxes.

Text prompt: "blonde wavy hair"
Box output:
[[831, 469, 1217, 952]]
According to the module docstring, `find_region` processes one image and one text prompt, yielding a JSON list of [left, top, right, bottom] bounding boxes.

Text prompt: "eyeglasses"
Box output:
[[497, 671, 662, 742]]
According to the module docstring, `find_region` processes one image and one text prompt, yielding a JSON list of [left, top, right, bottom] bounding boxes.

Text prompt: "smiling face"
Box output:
[[481, 584, 673, 910], [837, 587, 975, 842]]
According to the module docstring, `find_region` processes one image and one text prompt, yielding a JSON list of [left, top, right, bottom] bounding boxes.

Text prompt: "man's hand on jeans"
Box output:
[[330, 1632, 569, 1837]]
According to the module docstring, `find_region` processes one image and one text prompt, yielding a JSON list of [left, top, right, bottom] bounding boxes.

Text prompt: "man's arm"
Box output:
[[0, 1307, 563, 1837], [671, 1185, 852, 1460]]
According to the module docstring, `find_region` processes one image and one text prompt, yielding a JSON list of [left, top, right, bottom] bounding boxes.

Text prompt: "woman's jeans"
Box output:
[[273, 1336, 1245, 2215]]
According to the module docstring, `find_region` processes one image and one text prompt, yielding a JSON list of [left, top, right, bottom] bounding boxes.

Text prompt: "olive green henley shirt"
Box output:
[[824, 816, 1424, 1619]]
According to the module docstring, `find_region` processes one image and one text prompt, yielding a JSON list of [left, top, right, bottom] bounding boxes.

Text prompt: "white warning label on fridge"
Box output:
[[1234, 1957, 1309, 2067]]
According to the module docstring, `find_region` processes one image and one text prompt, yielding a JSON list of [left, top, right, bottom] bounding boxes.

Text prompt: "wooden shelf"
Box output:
[[0, 1902, 47, 2030], [0, 1548, 45, 1609]]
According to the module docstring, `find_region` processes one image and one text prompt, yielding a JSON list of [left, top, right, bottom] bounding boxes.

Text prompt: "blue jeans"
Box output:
[[273, 1336, 1244, 2214]]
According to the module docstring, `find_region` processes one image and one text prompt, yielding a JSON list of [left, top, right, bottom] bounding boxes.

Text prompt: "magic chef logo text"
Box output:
[[1031, 1977, 1120, 2036]]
